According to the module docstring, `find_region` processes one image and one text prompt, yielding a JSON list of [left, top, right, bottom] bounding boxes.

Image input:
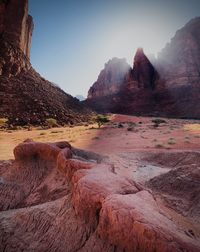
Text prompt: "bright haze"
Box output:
[[29, 0, 200, 97]]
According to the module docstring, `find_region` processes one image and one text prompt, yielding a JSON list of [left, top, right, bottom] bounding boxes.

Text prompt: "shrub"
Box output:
[[127, 127, 133, 131], [40, 132, 46, 136], [155, 143, 163, 148], [0, 118, 8, 128], [95, 115, 110, 128], [152, 118, 167, 124], [92, 136, 100, 140], [46, 118, 58, 128], [152, 118, 167, 128], [118, 123, 124, 128], [168, 139, 176, 145]]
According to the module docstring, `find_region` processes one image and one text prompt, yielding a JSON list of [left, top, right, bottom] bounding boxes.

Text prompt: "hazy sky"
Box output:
[[29, 0, 200, 97]]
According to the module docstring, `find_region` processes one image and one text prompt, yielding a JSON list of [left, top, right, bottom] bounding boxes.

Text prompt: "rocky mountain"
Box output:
[[86, 18, 200, 118], [86, 48, 159, 114], [87, 57, 131, 99], [157, 17, 200, 87], [0, 0, 92, 126]]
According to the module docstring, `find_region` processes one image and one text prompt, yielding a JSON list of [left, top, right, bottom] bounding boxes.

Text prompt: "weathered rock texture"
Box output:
[[86, 48, 159, 114], [132, 48, 157, 89], [157, 17, 200, 87], [0, 0, 92, 126], [0, 0, 33, 74], [0, 140, 200, 251], [86, 18, 200, 118], [87, 58, 131, 99]]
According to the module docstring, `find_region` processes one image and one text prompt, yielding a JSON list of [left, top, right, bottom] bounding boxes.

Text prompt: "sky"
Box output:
[[29, 0, 200, 97]]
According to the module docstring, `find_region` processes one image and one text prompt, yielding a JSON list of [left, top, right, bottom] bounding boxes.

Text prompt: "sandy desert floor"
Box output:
[[0, 114, 200, 160]]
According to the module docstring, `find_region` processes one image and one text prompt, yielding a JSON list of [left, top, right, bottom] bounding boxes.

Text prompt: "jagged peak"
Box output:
[[133, 47, 151, 66]]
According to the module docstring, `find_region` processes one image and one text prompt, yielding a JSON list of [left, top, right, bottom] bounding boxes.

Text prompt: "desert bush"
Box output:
[[152, 118, 166, 128], [40, 132, 46, 136], [155, 143, 164, 148], [92, 136, 100, 140], [46, 118, 58, 128], [152, 118, 167, 124], [127, 127, 133, 131], [118, 123, 124, 128], [0, 118, 8, 128], [95, 115, 110, 128], [168, 138, 176, 145]]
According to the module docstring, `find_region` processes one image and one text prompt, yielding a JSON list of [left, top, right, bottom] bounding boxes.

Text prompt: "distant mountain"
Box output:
[[86, 18, 200, 118], [75, 95, 85, 101], [87, 58, 131, 99], [0, 0, 92, 126]]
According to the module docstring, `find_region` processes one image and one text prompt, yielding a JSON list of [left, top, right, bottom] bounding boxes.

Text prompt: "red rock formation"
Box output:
[[2, 0, 33, 58], [86, 18, 200, 118], [0, 140, 200, 251], [0, 0, 33, 75], [85, 49, 158, 114], [87, 58, 131, 99], [132, 48, 157, 89], [157, 17, 200, 87], [0, 0, 92, 126]]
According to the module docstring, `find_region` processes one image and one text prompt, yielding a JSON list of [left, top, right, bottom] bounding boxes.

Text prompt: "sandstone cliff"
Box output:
[[87, 58, 131, 99], [132, 48, 157, 89], [86, 18, 200, 118], [86, 49, 159, 114], [0, 0, 92, 125], [157, 17, 200, 87]]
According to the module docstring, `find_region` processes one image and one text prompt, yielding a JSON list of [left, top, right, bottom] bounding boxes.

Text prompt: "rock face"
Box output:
[[0, 0, 92, 125], [0, 140, 200, 251], [86, 18, 200, 118], [157, 17, 200, 87], [1, 0, 33, 58], [86, 49, 158, 113], [0, 0, 33, 75], [132, 48, 157, 89], [87, 58, 131, 99]]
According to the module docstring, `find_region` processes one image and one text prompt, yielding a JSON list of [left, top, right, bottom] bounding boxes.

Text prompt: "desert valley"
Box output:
[[0, 0, 200, 251]]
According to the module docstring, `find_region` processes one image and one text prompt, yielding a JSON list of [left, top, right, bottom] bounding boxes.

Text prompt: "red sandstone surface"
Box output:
[[0, 114, 200, 251]]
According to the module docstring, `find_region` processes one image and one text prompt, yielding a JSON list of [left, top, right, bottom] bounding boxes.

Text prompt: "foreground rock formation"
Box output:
[[86, 18, 200, 118], [0, 0, 92, 126], [0, 140, 199, 251]]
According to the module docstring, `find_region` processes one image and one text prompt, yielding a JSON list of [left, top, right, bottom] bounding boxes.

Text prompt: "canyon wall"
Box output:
[[0, 0, 33, 76], [0, 0, 92, 125], [86, 18, 200, 118], [0, 0, 33, 58], [157, 17, 200, 87]]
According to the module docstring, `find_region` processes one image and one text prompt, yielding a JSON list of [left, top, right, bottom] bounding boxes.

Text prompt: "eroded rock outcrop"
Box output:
[[0, 140, 200, 251]]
